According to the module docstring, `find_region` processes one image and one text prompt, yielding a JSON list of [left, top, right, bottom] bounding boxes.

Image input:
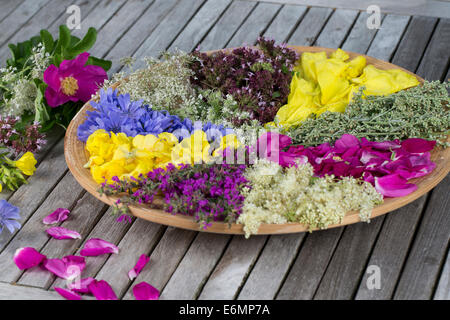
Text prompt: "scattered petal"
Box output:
[[43, 208, 70, 225], [88, 280, 118, 300], [132, 282, 159, 300], [46, 226, 81, 240], [13, 247, 46, 270], [67, 277, 95, 294], [128, 254, 150, 280], [55, 287, 82, 300], [375, 174, 418, 197], [80, 238, 119, 256], [43, 255, 86, 280]]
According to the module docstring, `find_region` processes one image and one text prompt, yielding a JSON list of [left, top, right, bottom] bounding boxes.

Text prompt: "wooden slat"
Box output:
[[0, 0, 24, 24], [106, 0, 179, 73], [168, 0, 232, 52], [17, 193, 107, 288], [227, 2, 282, 47], [315, 9, 359, 48], [131, 0, 205, 69], [434, 249, 450, 300], [393, 175, 450, 299], [263, 4, 307, 43], [341, 12, 385, 54], [196, 0, 256, 51], [0, 283, 62, 300], [237, 234, 305, 300], [276, 12, 407, 300], [0, 0, 50, 47], [288, 7, 332, 46], [0, 171, 84, 283]]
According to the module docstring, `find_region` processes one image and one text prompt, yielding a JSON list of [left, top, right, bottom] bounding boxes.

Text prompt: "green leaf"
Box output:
[[40, 29, 54, 53], [87, 56, 112, 71], [67, 27, 97, 57], [34, 83, 50, 124], [54, 25, 71, 55]]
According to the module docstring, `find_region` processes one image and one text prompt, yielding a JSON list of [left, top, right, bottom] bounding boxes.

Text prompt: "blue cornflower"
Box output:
[[0, 200, 21, 234]]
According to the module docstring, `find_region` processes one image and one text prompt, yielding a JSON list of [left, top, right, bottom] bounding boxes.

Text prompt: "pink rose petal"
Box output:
[[80, 238, 119, 257], [43, 255, 86, 280], [128, 254, 150, 280], [43, 208, 70, 225], [46, 227, 81, 240], [132, 282, 159, 300], [54, 287, 82, 300], [401, 138, 436, 153], [13, 247, 46, 270], [67, 277, 95, 294], [88, 280, 118, 300], [374, 174, 418, 198]]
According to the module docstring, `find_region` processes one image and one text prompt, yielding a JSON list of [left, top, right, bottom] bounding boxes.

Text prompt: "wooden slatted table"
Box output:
[[0, 0, 448, 300]]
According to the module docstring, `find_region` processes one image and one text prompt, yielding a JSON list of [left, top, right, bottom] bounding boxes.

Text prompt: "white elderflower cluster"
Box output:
[[238, 160, 383, 237], [30, 43, 50, 80]]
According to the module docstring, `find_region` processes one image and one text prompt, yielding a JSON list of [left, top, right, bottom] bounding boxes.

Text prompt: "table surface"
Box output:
[[0, 0, 449, 300]]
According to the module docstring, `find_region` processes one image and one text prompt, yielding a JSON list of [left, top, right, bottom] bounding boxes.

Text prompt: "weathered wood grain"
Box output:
[[237, 234, 305, 300], [131, 0, 205, 69], [315, 9, 359, 48], [393, 175, 450, 299], [168, 0, 232, 53], [0, 283, 62, 300], [106, 0, 179, 74], [433, 249, 450, 300], [17, 192, 108, 288], [198, 235, 267, 300], [288, 7, 332, 46], [160, 233, 231, 300], [263, 4, 307, 43], [0, 171, 84, 283], [197, 0, 257, 51], [227, 2, 282, 47], [0, 0, 50, 47], [341, 12, 385, 54], [0, 0, 24, 24]]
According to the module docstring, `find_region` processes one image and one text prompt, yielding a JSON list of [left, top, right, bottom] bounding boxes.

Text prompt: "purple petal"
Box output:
[[374, 174, 418, 198], [43, 208, 70, 225], [360, 137, 400, 151], [43, 255, 86, 280], [128, 254, 150, 280], [401, 138, 436, 153], [80, 238, 119, 257], [13, 247, 46, 270], [334, 134, 360, 151], [54, 287, 82, 300], [132, 282, 160, 300], [67, 277, 95, 294], [88, 280, 118, 300], [46, 227, 81, 240]]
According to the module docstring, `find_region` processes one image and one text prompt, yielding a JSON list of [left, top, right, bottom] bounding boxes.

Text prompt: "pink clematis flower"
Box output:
[[13, 247, 46, 270], [132, 282, 159, 300], [128, 254, 150, 280], [80, 238, 119, 256], [88, 280, 118, 300], [46, 226, 81, 240], [43, 255, 86, 280], [43, 52, 107, 107], [42, 208, 70, 225]]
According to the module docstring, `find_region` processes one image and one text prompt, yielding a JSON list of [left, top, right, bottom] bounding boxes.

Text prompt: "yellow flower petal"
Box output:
[[15, 152, 37, 176]]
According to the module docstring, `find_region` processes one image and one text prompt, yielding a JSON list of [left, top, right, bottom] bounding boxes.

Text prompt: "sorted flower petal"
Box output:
[[128, 254, 150, 280], [401, 138, 436, 153], [46, 227, 81, 240], [374, 174, 418, 197], [80, 238, 119, 256], [88, 280, 118, 300], [43, 255, 86, 280], [43, 208, 70, 225], [132, 282, 160, 300], [13, 247, 46, 270], [54, 287, 82, 300]]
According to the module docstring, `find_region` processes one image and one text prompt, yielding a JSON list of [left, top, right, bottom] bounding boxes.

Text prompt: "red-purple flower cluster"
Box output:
[[0, 116, 46, 155], [190, 37, 298, 125], [100, 163, 251, 229]]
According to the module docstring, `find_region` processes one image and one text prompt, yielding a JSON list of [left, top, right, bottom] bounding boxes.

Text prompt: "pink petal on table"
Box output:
[[360, 137, 401, 151], [128, 254, 150, 280], [43, 208, 70, 225], [401, 138, 436, 153], [54, 287, 82, 300], [43, 255, 86, 280], [334, 134, 360, 151], [67, 277, 95, 294], [88, 280, 118, 300], [374, 174, 418, 198], [13, 247, 46, 270], [46, 227, 81, 240], [132, 282, 159, 300], [80, 238, 119, 256]]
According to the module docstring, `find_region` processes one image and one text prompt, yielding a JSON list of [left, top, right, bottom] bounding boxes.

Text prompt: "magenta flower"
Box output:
[[43, 52, 107, 107]]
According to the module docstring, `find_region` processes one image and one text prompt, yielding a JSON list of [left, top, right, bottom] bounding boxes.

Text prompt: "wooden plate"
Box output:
[[64, 46, 450, 235]]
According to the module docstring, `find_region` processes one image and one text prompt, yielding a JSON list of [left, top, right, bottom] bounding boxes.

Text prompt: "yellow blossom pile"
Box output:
[[85, 129, 241, 183], [271, 49, 420, 128]]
